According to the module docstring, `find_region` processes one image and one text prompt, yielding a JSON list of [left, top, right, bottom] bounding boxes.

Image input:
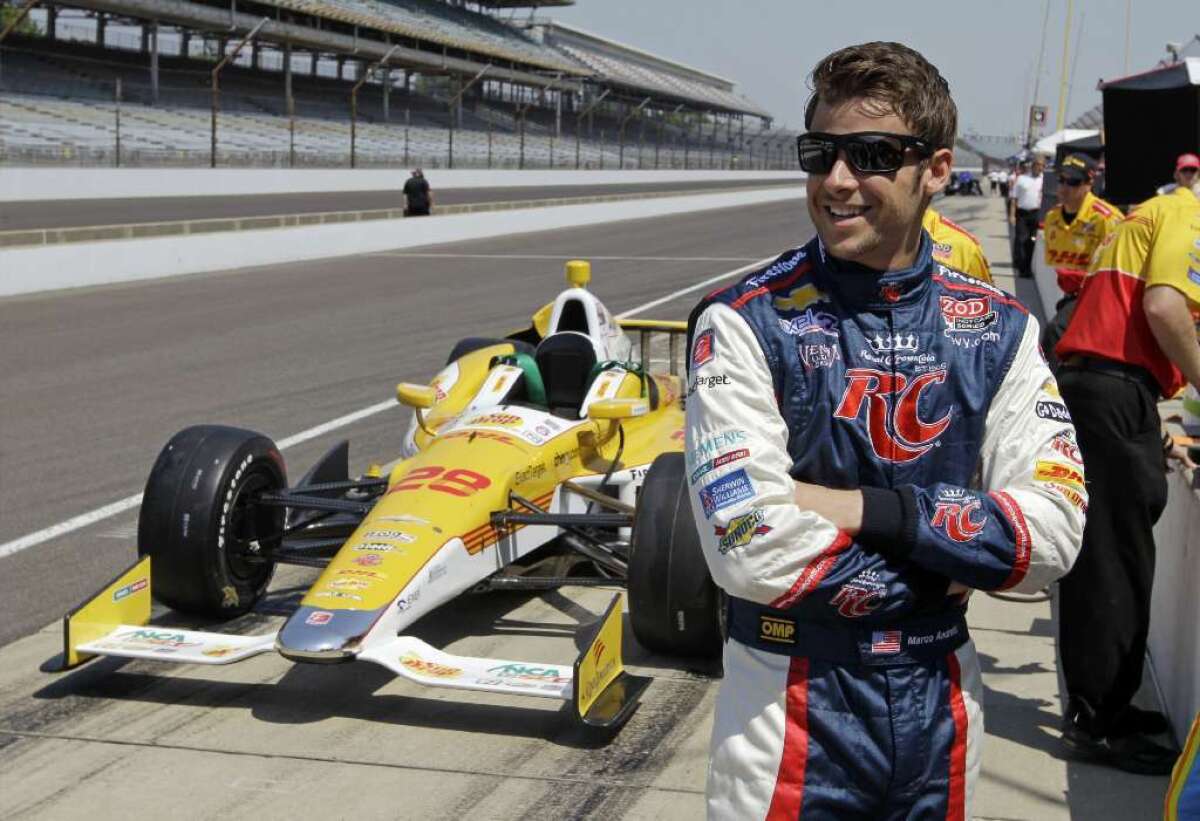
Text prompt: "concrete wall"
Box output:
[[1149, 470, 1200, 737], [0, 168, 802, 202], [0, 185, 804, 297]]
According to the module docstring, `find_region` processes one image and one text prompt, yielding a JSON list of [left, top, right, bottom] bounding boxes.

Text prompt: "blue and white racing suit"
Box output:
[[686, 235, 1085, 820]]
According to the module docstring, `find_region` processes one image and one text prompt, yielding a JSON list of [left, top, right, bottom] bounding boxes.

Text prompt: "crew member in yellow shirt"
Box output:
[[1041, 154, 1123, 369], [922, 206, 992, 282], [1055, 178, 1200, 775]]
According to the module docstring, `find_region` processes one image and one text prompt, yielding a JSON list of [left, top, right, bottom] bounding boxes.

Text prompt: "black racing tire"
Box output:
[[446, 336, 535, 366], [137, 425, 286, 618], [628, 452, 722, 658]]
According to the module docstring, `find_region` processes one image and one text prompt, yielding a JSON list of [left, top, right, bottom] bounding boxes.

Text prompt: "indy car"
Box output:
[[58, 260, 719, 732]]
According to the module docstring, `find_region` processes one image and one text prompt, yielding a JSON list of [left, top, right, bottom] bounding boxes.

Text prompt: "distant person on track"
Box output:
[[924, 206, 993, 282], [1156, 153, 1200, 197], [1053, 171, 1200, 776], [686, 41, 1083, 820], [403, 168, 433, 217], [1009, 156, 1045, 277], [1039, 154, 1122, 371]]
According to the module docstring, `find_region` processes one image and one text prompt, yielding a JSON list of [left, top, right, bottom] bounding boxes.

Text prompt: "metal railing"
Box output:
[[0, 85, 799, 171]]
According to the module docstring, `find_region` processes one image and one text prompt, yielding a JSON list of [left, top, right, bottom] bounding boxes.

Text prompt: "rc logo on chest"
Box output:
[[833, 367, 952, 463]]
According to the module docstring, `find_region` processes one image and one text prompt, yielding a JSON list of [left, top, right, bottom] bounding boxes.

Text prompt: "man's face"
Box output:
[[1032, 161, 1045, 176], [1176, 166, 1199, 187], [805, 99, 951, 271], [1057, 174, 1090, 211]]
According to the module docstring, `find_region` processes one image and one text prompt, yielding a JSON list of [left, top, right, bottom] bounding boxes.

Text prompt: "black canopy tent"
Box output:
[[1054, 132, 1104, 166], [1101, 58, 1200, 206]]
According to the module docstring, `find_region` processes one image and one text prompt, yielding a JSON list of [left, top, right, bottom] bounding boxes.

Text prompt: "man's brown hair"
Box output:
[[804, 42, 957, 150]]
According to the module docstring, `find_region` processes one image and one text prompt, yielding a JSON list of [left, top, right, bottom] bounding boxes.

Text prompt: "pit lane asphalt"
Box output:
[[0, 178, 801, 231], [0, 195, 809, 650]]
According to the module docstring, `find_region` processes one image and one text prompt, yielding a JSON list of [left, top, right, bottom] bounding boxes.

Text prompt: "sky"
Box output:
[[532, 0, 1195, 141]]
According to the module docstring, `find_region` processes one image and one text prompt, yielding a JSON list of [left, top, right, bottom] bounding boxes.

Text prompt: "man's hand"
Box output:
[[792, 482, 863, 535], [1165, 437, 1197, 471]]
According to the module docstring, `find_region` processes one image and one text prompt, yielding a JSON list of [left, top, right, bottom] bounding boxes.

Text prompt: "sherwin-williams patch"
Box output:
[[699, 469, 754, 518]]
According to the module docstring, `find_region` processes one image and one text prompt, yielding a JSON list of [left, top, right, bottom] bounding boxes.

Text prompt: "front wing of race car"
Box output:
[[61, 557, 649, 729]]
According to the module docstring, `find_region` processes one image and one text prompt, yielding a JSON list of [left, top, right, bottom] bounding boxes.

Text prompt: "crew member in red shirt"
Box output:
[[1054, 180, 1200, 774]]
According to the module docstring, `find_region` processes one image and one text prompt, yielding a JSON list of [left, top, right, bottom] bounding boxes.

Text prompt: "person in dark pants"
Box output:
[[403, 168, 433, 216], [1008, 156, 1044, 277], [1054, 179, 1200, 775]]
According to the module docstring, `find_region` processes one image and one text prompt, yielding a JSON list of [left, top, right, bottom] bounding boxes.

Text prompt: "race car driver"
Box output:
[[686, 42, 1085, 819], [923, 206, 993, 282], [1039, 154, 1122, 369]]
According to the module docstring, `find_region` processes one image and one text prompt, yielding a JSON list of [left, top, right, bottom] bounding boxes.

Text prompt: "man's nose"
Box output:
[[824, 153, 859, 192]]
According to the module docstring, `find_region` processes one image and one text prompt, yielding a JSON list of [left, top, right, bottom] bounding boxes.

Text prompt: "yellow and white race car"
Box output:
[[58, 261, 718, 732]]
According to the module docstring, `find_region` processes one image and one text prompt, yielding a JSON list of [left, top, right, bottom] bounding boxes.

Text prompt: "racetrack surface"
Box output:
[[0, 196, 809, 648], [0, 177, 802, 231], [0, 196, 808, 820]]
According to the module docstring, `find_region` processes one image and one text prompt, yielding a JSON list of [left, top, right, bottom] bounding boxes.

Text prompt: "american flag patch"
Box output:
[[870, 630, 902, 655]]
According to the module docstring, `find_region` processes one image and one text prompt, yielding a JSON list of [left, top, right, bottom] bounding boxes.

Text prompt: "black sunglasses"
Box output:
[[1057, 176, 1087, 187], [796, 131, 935, 174]]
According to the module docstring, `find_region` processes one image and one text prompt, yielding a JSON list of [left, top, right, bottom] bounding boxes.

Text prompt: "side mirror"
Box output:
[[587, 398, 649, 421], [396, 383, 436, 409]]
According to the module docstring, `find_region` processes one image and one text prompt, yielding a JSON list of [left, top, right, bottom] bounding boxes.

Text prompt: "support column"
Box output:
[[46, 6, 57, 40], [251, 40, 260, 70], [284, 41, 292, 106], [336, 56, 344, 81], [382, 66, 389, 121], [181, 29, 191, 59], [96, 13, 106, 48], [310, 50, 318, 75], [149, 21, 159, 104]]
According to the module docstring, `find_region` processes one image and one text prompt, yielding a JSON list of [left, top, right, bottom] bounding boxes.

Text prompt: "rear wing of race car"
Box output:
[[60, 557, 649, 730], [617, 319, 688, 377]]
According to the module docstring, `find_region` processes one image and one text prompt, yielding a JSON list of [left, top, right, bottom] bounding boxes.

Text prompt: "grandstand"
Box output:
[[0, 0, 792, 169]]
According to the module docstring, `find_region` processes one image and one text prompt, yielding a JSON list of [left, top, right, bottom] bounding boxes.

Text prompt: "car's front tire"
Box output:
[[628, 452, 722, 658], [137, 425, 285, 618]]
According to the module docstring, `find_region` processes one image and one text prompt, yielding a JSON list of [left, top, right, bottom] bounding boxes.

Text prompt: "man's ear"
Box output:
[[924, 147, 954, 196]]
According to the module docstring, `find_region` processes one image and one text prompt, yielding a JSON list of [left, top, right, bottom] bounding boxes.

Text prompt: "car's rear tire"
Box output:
[[137, 425, 286, 618], [628, 452, 722, 658]]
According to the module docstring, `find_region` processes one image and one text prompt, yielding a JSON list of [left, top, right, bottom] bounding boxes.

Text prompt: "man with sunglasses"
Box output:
[[1039, 154, 1122, 370], [686, 41, 1083, 820]]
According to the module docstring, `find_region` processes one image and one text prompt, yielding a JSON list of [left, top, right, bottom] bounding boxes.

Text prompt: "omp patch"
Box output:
[[699, 469, 754, 518], [759, 615, 796, 644]]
